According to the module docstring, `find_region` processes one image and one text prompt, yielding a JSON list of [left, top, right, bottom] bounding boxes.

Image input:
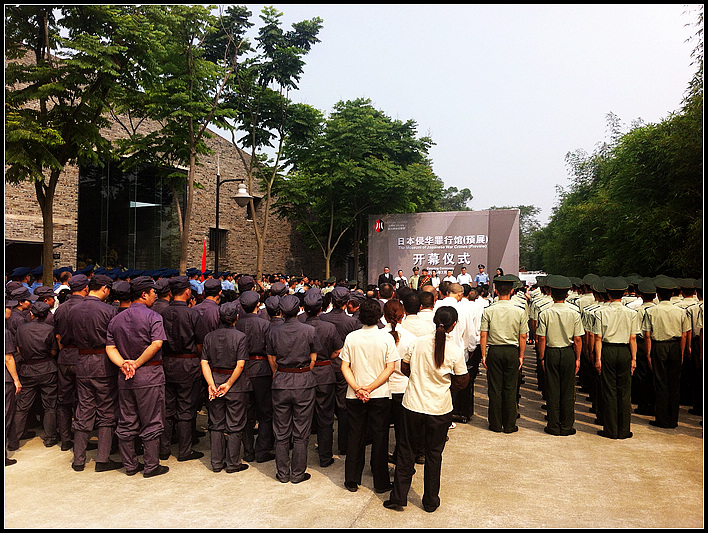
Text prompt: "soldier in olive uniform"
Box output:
[[643, 275, 692, 429], [536, 275, 584, 436], [593, 277, 640, 439], [480, 275, 529, 433]]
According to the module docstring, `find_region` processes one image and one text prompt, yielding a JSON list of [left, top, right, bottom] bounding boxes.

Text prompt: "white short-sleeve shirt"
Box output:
[[340, 325, 400, 399]]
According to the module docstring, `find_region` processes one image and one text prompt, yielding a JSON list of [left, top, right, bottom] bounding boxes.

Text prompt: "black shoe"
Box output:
[[344, 481, 358, 492], [71, 462, 85, 472], [44, 439, 58, 448], [95, 459, 123, 472], [291, 472, 311, 484], [320, 457, 334, 468], [6, 457, 17, 466], [649, 420, 670, 428], [688, 408, 702, 415], [374, 483, 393, 493], [423, 504, 439, 513], [543, 427, 560, 436], [61, 441, 74, 451], [125, 463, 145, 476], [212, 466, 223, 473], [19, 431, 36, 440], [86, 441, 98, 451], [225, 463, 249, 473], [143, 465, 169, 478], [177, 450, 204, 462], [383, 500, 404, 511], [415, 454, 425, 464], [256, 452, 275, 463], [159, 452, 171, 461], [618, 432, 633, 439], [560, 428, 577, 436], [243, 453, 256, 462], [7, 443, 19, 452], [488, 426, 503, 433], [503, 426, 519, 434], [597, 430, 616, 439]]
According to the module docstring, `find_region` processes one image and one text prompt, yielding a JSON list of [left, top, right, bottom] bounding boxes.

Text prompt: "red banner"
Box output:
[[200, 237, 207, 281]]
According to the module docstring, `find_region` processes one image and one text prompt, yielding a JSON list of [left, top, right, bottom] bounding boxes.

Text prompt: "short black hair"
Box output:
[[359, 298, 383, 326]]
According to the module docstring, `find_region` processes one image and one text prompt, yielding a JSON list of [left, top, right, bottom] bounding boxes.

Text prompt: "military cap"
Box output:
[[30, 265, 43, 276], [304, 288, 323, 311], [348, 291, 366, 305], [69, 274, 90, 291], [653, 275, 678, 290], [678, 278, 695, 289], [279, 294, 301, 316], [239, 290, 261, 309], [30, 301, 51, 318], [478, 264, 485, 269], [53, 267, 73, 277], [203, 278, 222, 294], [583, 273, 601, 286], [202, 270, 213, 278], [10, 287, 37, 302], [324, 277, 336, 284], [130, 275, 157, 294], [330, 286, 350, 305], [265, 295, 281, 315], [154, 278, 171, 295], [33, 285, 55, 298], [219, 301, 240, 323], [591, 279, 606, 293], [604, 277, 628, 291], [637, 279, 656, 294], [694, 278, 702, 290], [94, 267, 107, 276], [112, 281, 131, 299], [10, 267, 31, 279], [169, 276, 191, 292], [412, 267, 419, 272], [269, 281, 288, 297], [238, 275, 255, 293], [494, 274, 518, 284], [5, 281, 23, 295], [78, 264, 95, 275]]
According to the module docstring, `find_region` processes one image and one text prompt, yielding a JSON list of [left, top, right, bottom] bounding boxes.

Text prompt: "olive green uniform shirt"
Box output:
[[480, 300, 529, 346], [594, 302, 641, 342], [641, 301, 692, 340], [537, 302, 585, 347]]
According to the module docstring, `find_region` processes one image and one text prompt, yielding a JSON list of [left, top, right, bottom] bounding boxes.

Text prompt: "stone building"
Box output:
[[5, 113, 329, 279]]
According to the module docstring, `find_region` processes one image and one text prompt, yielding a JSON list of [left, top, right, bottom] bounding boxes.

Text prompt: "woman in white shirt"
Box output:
[[384, 306, 469, 513], [340, 299, 399, 493], [383, 299, 417, 465]]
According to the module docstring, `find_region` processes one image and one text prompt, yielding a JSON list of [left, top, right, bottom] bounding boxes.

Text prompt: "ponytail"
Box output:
[[432, 306, 458, 369], [384, 299, 404, 345]]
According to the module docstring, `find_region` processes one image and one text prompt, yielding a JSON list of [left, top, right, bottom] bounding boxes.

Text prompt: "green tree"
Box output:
[[438, 186, 473, 211], [274, 98, 443, 280], [217, 5, 323, 281], [5, 6, 149, 285]]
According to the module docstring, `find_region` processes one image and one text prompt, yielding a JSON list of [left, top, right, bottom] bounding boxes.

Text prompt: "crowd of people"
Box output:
[[4, 262, 703, 512]]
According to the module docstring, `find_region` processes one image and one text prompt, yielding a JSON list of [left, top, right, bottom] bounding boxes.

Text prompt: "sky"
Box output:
[[234, 4, 701, 224]]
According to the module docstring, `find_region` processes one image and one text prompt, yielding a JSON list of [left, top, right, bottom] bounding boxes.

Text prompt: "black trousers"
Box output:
[[486, 345, 520, 431], [544, 346, 576, 434], [600, 343, 632, 438], [390, 408, 452, 510], [651, 339, 682, 427], [345, 397, 391, 490]]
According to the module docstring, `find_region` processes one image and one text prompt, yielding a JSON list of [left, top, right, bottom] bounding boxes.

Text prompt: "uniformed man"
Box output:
[[593, 277, 641, 439], [151, 278, 171, 315], [409, 267, 420, 291], [686, 279, 702, 415], [200, 301, 251, 473], [158, 275, 204, 462], [106, 276, 169, 478], [12, 302, 60, 448], [67, 274, 122, 472], [632, 279, 657, 415], [303, 289, 343, 468], [536, 275, 584, 436], [643, 275, 692, 429], [266, 295, 319, 484], [480, 274, 529, 433], [235, 290, 275, 464], [194, 278, 222, 344], [53, 274, 89, 450], [320, 287, 361, 454]]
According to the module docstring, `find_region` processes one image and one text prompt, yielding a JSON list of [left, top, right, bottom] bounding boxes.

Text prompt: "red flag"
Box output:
[[200, 237, 207, 282]]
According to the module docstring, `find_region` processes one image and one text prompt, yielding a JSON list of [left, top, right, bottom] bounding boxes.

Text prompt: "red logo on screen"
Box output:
[[374, 220, 385, 232]]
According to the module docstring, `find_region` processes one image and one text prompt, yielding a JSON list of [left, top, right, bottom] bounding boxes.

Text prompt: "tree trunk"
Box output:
[[36, 171, 59, 287], [179, 143, 196, 275]]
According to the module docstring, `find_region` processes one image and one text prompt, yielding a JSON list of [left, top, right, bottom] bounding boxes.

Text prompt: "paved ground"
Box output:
[[4, 345, 703, 528]]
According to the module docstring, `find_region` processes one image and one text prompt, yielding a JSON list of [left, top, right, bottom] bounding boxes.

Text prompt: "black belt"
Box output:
[[163, 353, 199, 359], [602, 342, 629, 347], [277, 365, 311, 373], [78, 348, 106, 355]]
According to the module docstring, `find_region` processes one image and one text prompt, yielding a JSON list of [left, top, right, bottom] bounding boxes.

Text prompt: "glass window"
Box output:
[[77, 161, 186, 270]]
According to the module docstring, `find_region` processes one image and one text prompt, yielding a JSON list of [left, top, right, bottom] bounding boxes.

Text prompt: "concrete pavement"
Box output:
[[4, 345, 703, 528]]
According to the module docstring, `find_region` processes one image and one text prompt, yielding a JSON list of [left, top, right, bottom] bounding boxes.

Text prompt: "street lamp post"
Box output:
[[214, 173, 252, 275]]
